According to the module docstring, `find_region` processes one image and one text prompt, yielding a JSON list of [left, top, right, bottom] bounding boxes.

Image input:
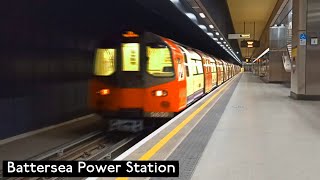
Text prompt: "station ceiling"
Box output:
[[227, 0, 278, 59]]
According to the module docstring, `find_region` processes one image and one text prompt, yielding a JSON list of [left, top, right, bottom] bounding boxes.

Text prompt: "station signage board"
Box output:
[[228, 34, 251, 39]]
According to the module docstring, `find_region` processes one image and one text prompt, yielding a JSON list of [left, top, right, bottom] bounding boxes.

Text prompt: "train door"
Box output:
[[222, 61, 228, 81], [216, 59, 224, 85], [210, 57, 217, 88], [179, 46, 194, 105], [206, 57, 213, 93], [198, 52, 212, 94], [188, 50, 204, 100]]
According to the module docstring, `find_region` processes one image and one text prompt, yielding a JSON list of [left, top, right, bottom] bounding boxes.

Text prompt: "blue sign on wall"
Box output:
[[300, 33, 307, 45], [300, 33, 307, 40]]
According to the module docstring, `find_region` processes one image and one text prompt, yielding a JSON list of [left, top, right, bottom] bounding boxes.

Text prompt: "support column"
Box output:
[[291, 0, 320, 100]]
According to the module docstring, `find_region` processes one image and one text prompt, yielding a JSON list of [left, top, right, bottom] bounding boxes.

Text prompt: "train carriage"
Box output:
[[89, 31, 240, 119], [215, 59, 224, 85]]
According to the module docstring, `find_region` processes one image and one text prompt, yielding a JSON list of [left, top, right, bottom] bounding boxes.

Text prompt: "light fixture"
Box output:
[[199, 13, 206, 18], [253, 48, 270, 63], [170, 0, 180, 3], [248, 44, 253, 48], [223, 41, 226, 44], [215, 32, 219, 36], [236, 52, 239, 54], [209, 25, 214, 29], [247, 41, 254, 45], [217, 42, 222, 44], [220, 37, 223, 40], [99, 89, 110, 96], [198, 25, 207, 31], [213, 38, 218, 41], [152, 90, 168, 97], [207, 32, 214, 38]]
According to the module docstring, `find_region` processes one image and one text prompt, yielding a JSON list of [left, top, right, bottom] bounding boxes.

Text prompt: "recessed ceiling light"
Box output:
[[199, 13, 206, 18], [236, 52, 239, 54], [209, 25, 214, 29], [217, 42, 222, 44], [213, 38, 218, 41], [220, 38, 223, 40], [207, 32, 214, 37], [223, 41, 227, 44], [170, 0, 180, 3], [215, 32, 219, 36]]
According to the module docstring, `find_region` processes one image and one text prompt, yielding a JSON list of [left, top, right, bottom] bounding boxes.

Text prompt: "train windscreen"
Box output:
[[122, 43, 140, 71], [146, 45, 174, 77], [94, 48, 116, 76]]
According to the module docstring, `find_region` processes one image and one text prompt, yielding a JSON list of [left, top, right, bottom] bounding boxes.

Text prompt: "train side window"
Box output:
[[192, 60, 198, 75], [146, 45, 174, 77], [211, 62, 216, 73], [186, 66, 190, 77], [94, 48, 116, 76], [196, 60, 203, 74], [180, 49, 190, 77]]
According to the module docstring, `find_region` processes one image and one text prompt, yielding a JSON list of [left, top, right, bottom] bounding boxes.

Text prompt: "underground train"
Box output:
[[89, 31, 241, 118]]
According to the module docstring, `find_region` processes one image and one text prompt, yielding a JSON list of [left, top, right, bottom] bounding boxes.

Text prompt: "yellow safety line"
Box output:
[[116, 77, 236, 180]]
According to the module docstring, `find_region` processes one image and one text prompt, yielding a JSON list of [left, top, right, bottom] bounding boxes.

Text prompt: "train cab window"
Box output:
[[122, 43, 140, 71], [146, 45, 174, 77], [94, 48, 116, 76]]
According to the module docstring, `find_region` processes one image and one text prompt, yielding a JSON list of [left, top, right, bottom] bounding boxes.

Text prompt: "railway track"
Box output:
[[1, 129, 148, 180]]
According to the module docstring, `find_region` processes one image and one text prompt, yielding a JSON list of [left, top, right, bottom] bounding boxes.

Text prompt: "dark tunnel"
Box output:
[[0, 0, 239, 139]]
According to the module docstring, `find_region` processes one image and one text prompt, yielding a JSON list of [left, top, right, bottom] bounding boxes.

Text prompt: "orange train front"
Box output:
[[89, 31, 241, 118]]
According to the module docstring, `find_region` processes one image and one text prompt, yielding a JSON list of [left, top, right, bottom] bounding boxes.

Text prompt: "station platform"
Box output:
[[99, 72, 320, 180], [0, 114, 106, 169]]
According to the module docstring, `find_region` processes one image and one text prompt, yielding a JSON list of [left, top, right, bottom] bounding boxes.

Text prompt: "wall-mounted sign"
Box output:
[[228, 34, 251, 39], [299, 33, 307, 46], [311, 37, 318, 45]]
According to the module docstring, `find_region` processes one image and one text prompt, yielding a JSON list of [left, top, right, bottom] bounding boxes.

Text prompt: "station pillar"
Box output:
[[291, 0, 320, 100]]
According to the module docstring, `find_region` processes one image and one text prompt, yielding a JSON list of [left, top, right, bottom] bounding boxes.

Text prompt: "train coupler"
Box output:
[[109, 119, 144, 132]]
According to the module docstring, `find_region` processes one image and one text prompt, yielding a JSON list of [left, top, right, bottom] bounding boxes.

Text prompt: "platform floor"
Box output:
[[192, 73, 320, 180], [0, 114, 107, 169]]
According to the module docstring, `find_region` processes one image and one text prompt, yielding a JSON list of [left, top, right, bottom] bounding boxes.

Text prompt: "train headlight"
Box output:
[[98, 89, 110, 96], [152, 90, 168, 97]]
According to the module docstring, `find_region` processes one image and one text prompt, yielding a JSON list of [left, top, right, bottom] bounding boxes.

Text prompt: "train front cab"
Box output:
[[90, 32, 188, 118]]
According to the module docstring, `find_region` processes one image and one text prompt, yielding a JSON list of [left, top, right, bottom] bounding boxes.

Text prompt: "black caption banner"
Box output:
[[2, 160, 179, 177]]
